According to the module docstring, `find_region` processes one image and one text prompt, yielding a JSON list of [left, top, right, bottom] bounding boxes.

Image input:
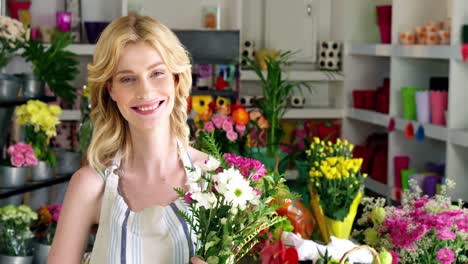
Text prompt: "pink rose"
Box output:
[[7, 145, 16, 156], [16, 142, 32, 154], [222, 120, 233, 132], [203, 121, 215, 132], [235, 124, 246, 135], [11, 153, 25, 167], [212, 115, 224, 129], [226, 130, 238, 142], [25, 153, 38, 166]]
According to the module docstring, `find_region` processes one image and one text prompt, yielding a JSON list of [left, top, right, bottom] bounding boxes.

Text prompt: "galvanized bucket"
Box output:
[[31, 161, 54, 182], [55, 150, 81, 174], [0, 255, 33, 264], [0, 74, 21, 101], [32, 243, 51, 264], [0, 165, 28, 188], [19, 73, 45, 99]]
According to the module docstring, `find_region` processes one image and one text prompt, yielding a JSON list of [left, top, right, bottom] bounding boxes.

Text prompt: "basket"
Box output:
[[338, 245, 380, 264]]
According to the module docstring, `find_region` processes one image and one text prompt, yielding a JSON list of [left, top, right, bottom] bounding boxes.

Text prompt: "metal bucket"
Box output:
[[32, 243, 50, 264], [0, 255, 33, 264], [19, 73, 45, 99], [0, 74, 21, 101], [0, 165, 28, 188], [0, 194, 24, 207], [55, 150, 81, 174], [31, 161, 54, 182], [29, 188, 50, 211]]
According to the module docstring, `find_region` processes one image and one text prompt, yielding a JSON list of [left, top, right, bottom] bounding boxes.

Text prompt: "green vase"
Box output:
[[247, 147, 288, 173]]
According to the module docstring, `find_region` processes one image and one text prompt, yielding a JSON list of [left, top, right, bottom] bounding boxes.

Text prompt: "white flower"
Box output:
[[224, 176, 254, 210], [191, 191, 217, 209], [187, 165, 202, 183], [220, 218, 227, 225], [213, 167, 244, 194], [199, 156, 221, 172]]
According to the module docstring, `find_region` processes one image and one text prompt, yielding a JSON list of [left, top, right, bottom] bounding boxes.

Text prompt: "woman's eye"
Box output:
[[120, 76, 135, 83], [151, 71, 164, 78]]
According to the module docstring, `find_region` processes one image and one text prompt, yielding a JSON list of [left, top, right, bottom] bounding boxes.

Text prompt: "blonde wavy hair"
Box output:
[[86, 14, 192, 172]]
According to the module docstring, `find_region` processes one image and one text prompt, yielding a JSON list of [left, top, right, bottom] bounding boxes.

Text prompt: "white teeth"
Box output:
[[137, 103, 159, 112]]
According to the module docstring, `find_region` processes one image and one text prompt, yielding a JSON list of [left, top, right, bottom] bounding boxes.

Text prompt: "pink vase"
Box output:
[[430, 91, 448, 126]]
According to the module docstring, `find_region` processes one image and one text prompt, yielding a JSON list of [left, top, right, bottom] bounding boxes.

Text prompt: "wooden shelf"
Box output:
[[240, 70, 344, 82], [0, 174, 72, 199], [347, 43, 391, 57]]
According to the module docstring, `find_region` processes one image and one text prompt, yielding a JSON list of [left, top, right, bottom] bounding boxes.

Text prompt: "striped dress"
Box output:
[[89, 143, 195, 264]]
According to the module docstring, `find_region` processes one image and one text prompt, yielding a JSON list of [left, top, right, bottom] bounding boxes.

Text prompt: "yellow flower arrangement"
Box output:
[[307, 137, 366, 221], [16, 100, 62, 167]]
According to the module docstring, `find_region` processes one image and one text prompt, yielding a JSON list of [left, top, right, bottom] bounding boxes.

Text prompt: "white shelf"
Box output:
[[450, 129, 468, 148], [394, 118, 448, 142], [347, 44, 391, 57], [240, 70, 344, 82], [365, 177, 388, 197], [346, 108, 389, 127], [59, 110, 81, 121], [283, 108, 344, 119], [392, 45, 461, 60], [66, 44, 95, 56]]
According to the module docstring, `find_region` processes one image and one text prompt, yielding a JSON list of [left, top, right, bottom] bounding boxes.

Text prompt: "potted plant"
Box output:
[[243, 51, 307, 171], [32, 203, 61, 263], [20, 30, 79, 104], [0, 205, 38, 263], [0, 142, 37, 187], [15, 100, 62, 180]]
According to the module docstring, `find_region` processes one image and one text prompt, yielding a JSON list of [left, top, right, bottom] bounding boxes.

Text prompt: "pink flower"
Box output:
[[296, 140, 305, 151], [7, 145, 16, 155], [295, 128, 307, 139], [15, 142, 32, 154], [235, 124, 246, 135], [25, 153, 38, 166], [226, 130, 238, 142], [49, 203, 62, 222], [212, 115, 224, 128], [389, 250, 400, 264], [253, 188, 262, 197], [11, 153, 25, 167], [436, 228, 457, 240], [456, 217, 468, 232], [222, 120, 233, 132], [437, 247, 455, 264], [184, 193, 193, 204], [203, 121, 215, 132], [250, 159, 267, 181]]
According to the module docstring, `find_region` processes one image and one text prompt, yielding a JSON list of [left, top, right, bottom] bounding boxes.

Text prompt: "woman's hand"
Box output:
[[191, 257, 208, 264]]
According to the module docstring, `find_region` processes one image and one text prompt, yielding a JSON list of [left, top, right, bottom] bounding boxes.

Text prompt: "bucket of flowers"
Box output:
[[306, 137, 366, 243], [176, 131, 290, 264], [0, 205, 37, 263], [0, 142, 37, 190], [16, 100, 62, 180], [32, 203, 61, 263], [352, 179, 468, 264]]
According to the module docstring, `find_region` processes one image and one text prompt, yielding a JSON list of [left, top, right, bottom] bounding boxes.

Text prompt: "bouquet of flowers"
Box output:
[[195, 104, 250, 155], [0, 16, 27, 69], [16, 100, 62, 167], [0, 205, 38, 256], [306, 137, 366, 242], [353, 179, 468, 264], [177, 131, 289, 264], [4, 142, 38, 167], [34, 203, 62, 245]]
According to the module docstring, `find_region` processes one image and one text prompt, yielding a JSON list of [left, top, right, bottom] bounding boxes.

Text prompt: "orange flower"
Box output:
[[232, 108, 249, 125], [38, 206, 52, 225]]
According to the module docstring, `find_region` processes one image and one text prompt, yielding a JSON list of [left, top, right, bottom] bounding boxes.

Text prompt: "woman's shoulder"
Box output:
[[187, 146, 210, 166], [69, 166, 106, 196]]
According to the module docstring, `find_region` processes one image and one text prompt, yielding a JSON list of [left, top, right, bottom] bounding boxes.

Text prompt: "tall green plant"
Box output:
[[21, 30, 80, 105], [243, 51, 306, 156]]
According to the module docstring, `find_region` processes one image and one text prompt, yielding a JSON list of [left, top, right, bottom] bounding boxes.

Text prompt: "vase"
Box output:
[[247, 147, 287, 173], [323, 192, 362, 240], [32, 243, 51, 264], [0, 165, 28, 188], [0, 254, 33, 264], [18, 73, 45, 99], [31, 161, 54, 182]]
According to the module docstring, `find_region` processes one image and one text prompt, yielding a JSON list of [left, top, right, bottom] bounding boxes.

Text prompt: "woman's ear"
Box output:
[[107, 82, 115, 101]]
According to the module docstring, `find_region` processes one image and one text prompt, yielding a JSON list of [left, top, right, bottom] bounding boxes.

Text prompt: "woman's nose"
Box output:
[[135, 78, 153, 100]]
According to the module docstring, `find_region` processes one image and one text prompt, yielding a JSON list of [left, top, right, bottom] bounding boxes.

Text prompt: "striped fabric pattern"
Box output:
[[90, 142, 195, 264]]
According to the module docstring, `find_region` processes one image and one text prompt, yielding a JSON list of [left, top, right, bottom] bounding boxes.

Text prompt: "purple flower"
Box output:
[[203, 121, 215, 132], [184, 193, 193, 204], [437, 247, 455, 264], [436, 228, 457, 240], [389, 250, 400, 264]]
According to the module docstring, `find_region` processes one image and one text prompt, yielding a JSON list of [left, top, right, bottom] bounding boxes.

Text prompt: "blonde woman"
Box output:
[[49, 13, 208, 264]]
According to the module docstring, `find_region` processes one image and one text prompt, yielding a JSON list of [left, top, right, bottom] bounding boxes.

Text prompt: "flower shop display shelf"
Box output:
[[0, 173, 72, 199], [0, 96, 56, 107]]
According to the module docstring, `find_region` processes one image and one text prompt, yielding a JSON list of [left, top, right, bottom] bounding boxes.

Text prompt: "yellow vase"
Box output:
[[324, 192, 362, 239], [309, 187, 362, 243]]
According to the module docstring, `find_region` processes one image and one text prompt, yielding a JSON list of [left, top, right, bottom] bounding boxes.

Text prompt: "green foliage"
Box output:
[[0, 205, 37, 256], [242, 51, 308, 156], [21, 30, 80, 105], [25, 125, 56, 168]]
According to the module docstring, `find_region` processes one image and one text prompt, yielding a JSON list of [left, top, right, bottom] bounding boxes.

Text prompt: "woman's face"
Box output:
[[108, 41, 175, 130]]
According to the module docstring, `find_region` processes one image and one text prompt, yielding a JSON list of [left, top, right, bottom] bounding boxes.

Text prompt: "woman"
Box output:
[[49, 13, 207, 264]]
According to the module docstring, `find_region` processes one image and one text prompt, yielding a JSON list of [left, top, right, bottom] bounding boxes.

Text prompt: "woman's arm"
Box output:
[[48, 166, 105, 264]]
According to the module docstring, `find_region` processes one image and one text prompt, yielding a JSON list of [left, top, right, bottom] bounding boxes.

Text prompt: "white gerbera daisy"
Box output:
[[224, 176, 254, 210], [213, 167, 244, 194], [199, 156, 221, 172], [191, 192, 217, 209]]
